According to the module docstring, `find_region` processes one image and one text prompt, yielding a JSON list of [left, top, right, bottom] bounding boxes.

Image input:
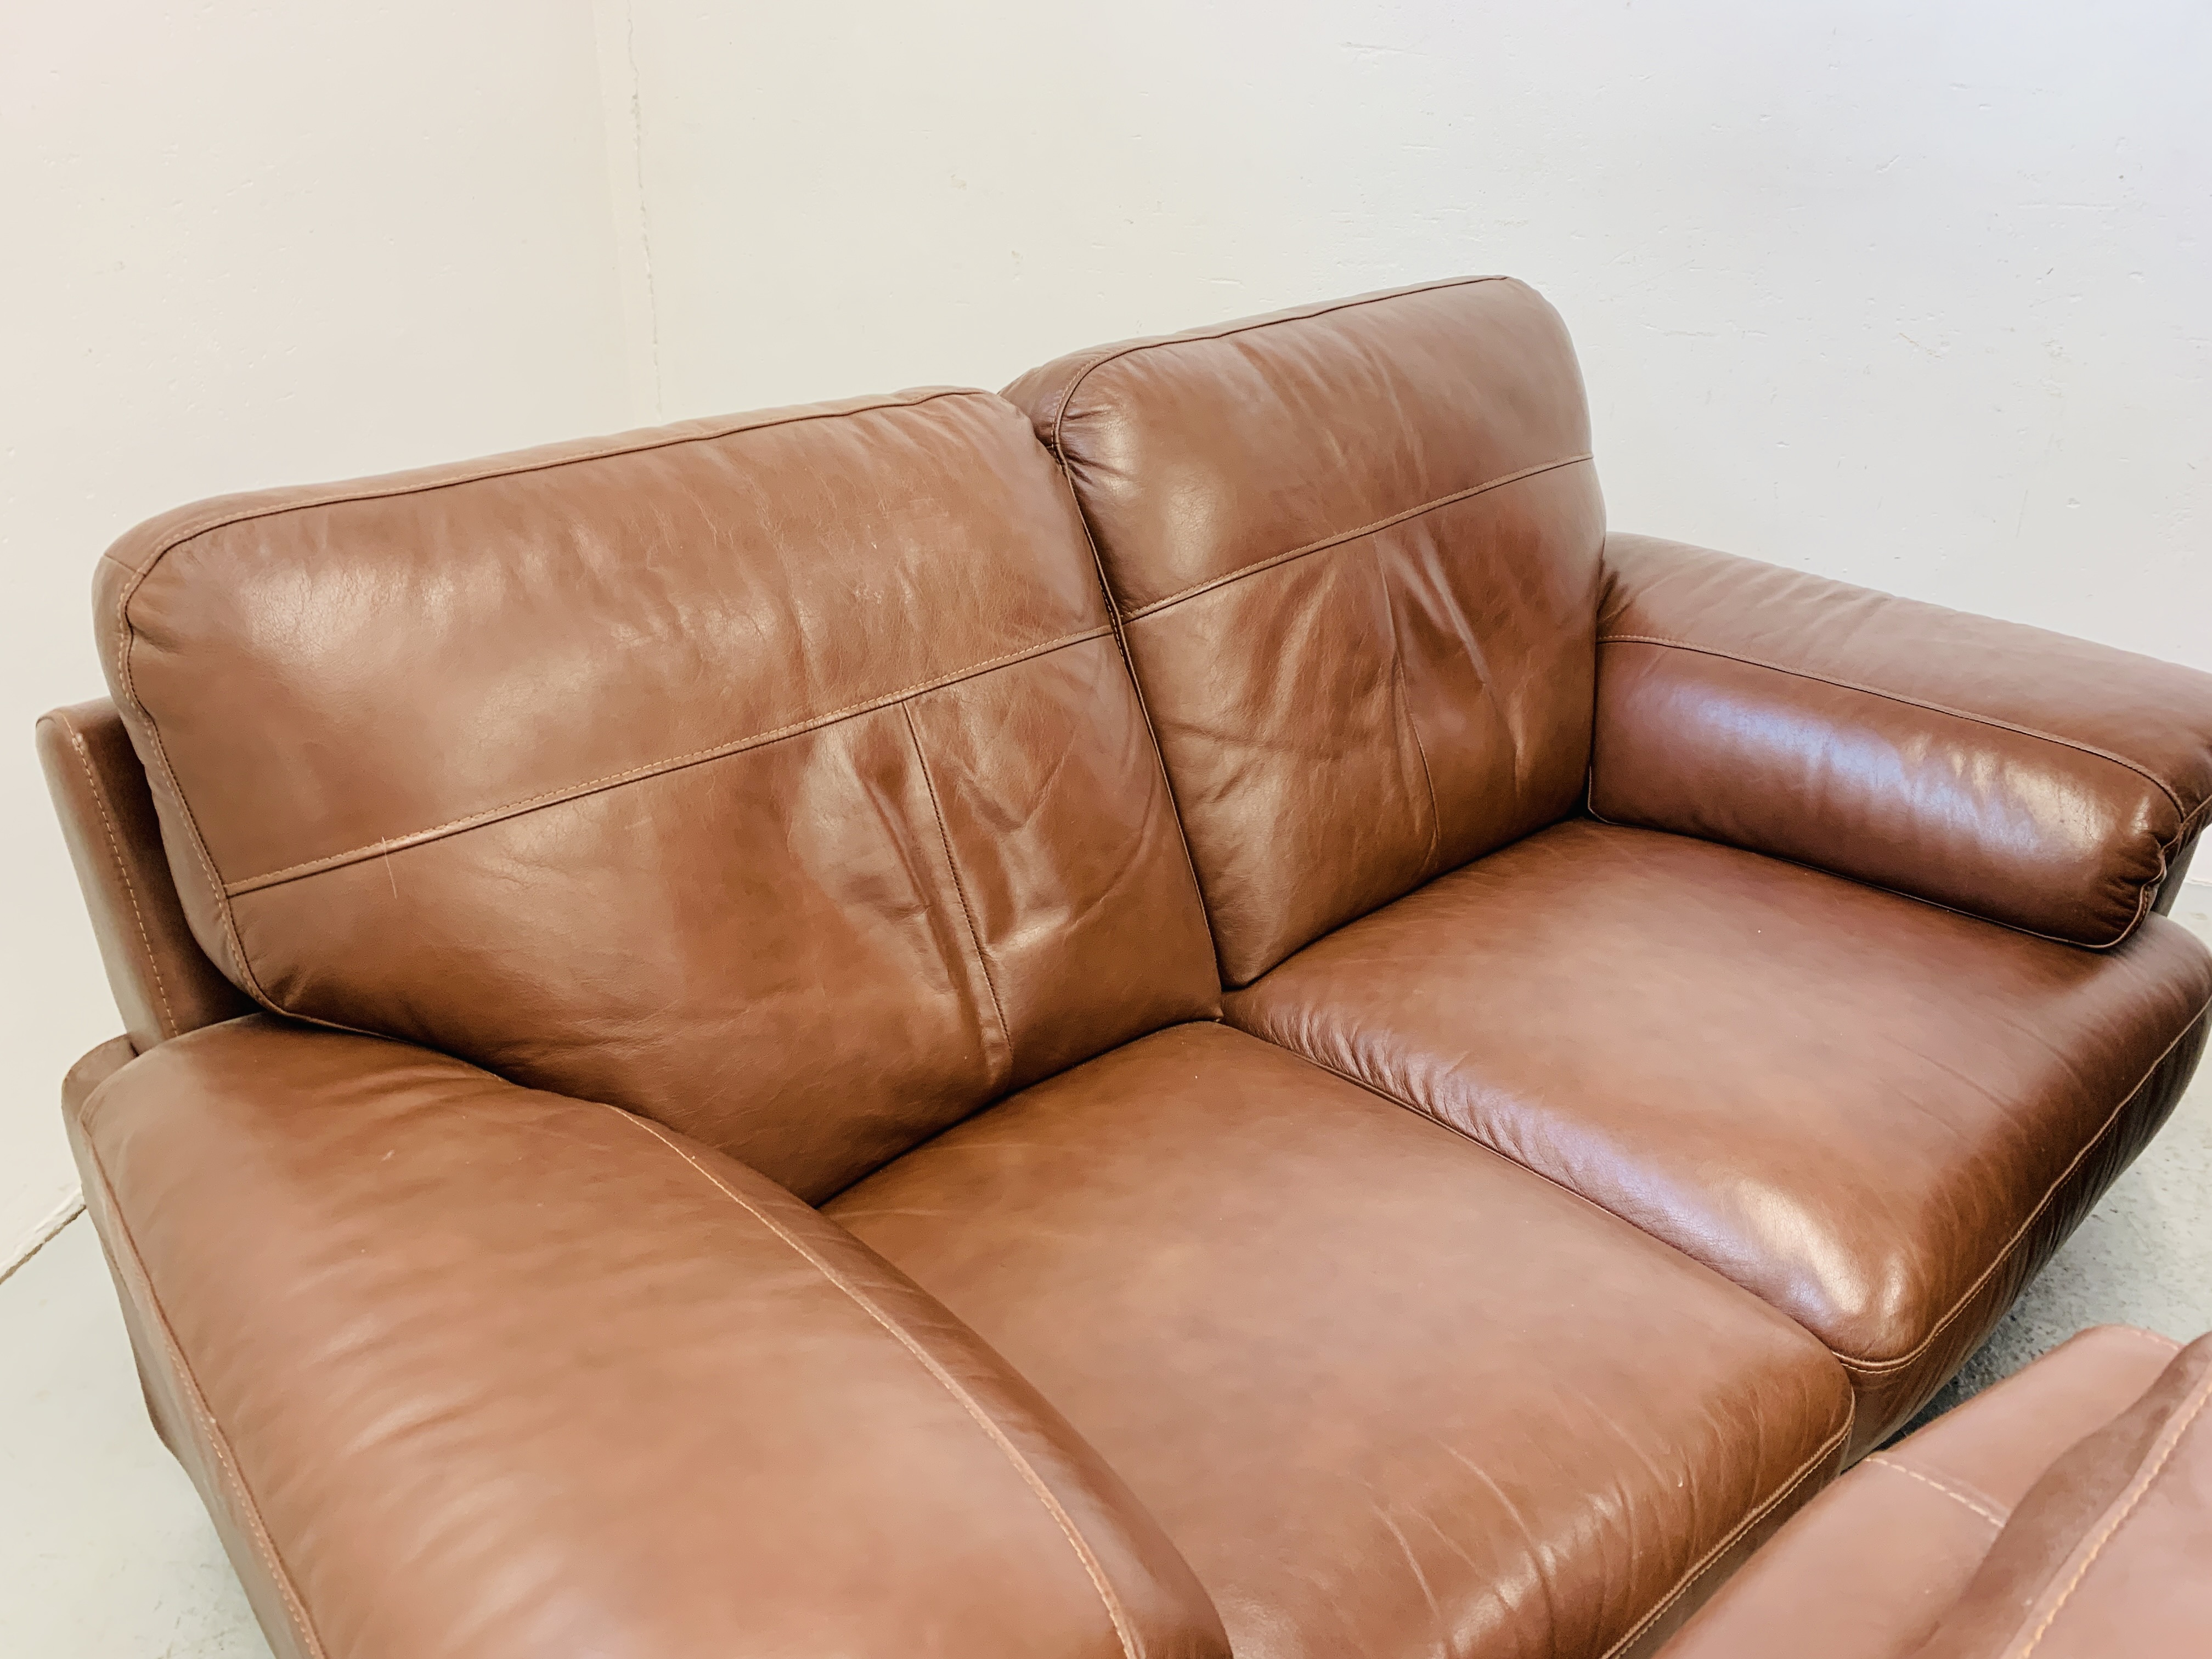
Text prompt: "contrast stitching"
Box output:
[[902, 703, 1013, 1063], [1825, 996, 2211, 1375], [599, 1108, 1143, 1659], [2011, 1367, 2212, 1658], [1599, 1406, 1853, 1659], [1267, 986, 2212, 1380], [109, 388, 993, 998], [1122, 454, 1593, 622], [78, 1137, 328, 1658], [1864, 1457, 2007, 1527], [222, 625, 1111, 894], [1596, 635, 2191, 818], [112, 580, 280, 1017], [67, 725, 176, 1039], [107, 388, 987, 581], [1042, 274, 1510, 441]]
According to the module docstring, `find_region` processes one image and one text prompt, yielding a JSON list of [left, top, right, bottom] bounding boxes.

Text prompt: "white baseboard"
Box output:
[[0, 1188, 86, 1289]]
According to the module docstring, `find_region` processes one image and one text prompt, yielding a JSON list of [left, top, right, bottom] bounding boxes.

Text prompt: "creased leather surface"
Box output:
[[1658, 1324, 2183, 1659], [1006, 278, 1605, 984], [832, 1022, 1853, 1659], [36, 698, 252, 1050], [69, 1019, 1229, 1659], [1594, 534, 2212, 947], [93, 390, 1217, 1199], [1228, 821, 2212, 1447]]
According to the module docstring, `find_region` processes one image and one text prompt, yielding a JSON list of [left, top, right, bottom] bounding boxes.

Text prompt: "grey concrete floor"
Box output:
[[4, 889, 2210, 1656]]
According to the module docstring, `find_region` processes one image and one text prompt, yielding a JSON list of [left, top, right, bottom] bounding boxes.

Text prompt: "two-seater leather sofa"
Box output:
[[37, 277, 2212, 1659]]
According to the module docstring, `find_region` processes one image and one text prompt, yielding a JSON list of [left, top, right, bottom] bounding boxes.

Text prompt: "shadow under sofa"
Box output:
[[37, 277, 2212, 1659]]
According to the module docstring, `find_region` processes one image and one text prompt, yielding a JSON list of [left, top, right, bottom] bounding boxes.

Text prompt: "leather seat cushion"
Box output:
[[1224, 820, 2212, 1448], [828, 1022, 1853, 1659]]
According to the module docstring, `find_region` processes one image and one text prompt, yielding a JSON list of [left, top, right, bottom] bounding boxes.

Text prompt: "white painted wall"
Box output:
[[5, 2, 2208, 1260], [621, 0, 2210, 669], [0, 2, 633, 1263]]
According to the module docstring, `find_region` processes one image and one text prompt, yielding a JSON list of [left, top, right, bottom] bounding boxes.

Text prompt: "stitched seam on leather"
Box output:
[[600, 1109, 1144, 1659], [2008, 1366, 2212, 1658], [1864, 1456, 2008, 1527], [1596, 634, 2192, 817], [1826, 996, 2212, 1374], [104, 389, 987, 580], [1264, 990, 2212, 1379], [221, 625, 1113, 894], [1042, 274, 1510, 442], [112, 567, 281, 1017], [1598, 1406, 1853, 1659], [902, 703, 1013, 1065], [1121, 453, 1593, 622], [121, 678, 274, 1012], [69, 725, 176, 1039], [108, 389, 995, 1003], [77, 1131, 328, 1659]]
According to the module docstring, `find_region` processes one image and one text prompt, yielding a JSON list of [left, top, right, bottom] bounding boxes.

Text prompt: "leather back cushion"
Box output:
[[95, 390, 1219, 1200], [1006, 278, 1606, 985]]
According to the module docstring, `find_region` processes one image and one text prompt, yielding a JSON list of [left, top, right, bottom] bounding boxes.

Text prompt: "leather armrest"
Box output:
[[1592, 534, 2212, 947], [36, 698, 255, 1049], [67, 1018, 1226, 1659]]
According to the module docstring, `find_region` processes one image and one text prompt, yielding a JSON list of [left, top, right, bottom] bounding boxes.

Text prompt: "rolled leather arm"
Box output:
[[67, 1018, 1226, 1659], [1592, 534, 2212, 947]]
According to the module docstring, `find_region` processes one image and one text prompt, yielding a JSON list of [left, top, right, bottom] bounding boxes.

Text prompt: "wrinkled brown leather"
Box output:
[[1594, 534, 2212, 948], [93, 391, 1218, 1200], [36, 698, 253, 1051], [1228, 820, 2212, 1447], [1917, 1333, 2212, 1658], [1659, 1325, 2184, 1658], [831, 1022, 1854, 1659], [69, 1018, 1231, 1659], [1005, 278, 1605, 984]]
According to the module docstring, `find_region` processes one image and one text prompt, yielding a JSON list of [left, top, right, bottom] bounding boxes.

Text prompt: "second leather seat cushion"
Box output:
[[830, 1022, 1854, 1659], [1226, 820, 2212, 1449]]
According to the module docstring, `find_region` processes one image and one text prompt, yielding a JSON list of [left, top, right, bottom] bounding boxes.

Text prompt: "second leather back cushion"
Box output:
[[1007, 278, 1606, 984]]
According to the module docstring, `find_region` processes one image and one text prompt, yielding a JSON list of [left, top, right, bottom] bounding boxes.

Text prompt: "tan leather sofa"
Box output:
[[36, 278, 2212, 1659]]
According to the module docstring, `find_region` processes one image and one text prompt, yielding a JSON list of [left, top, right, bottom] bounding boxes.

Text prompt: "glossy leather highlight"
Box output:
[[1594, 534, 2212, 948], [93, 390, 1218, 1200], [41, 275, 2212, 1658], [1006, 278, 1606, 984], [1228, 820, 2212, 1447], [832, 1022, 1854, 1659]]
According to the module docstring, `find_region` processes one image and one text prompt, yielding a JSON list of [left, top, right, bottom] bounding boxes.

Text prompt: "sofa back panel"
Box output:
[[95, 390, 1219, 1200], [1005, 278, 1606, 985]]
